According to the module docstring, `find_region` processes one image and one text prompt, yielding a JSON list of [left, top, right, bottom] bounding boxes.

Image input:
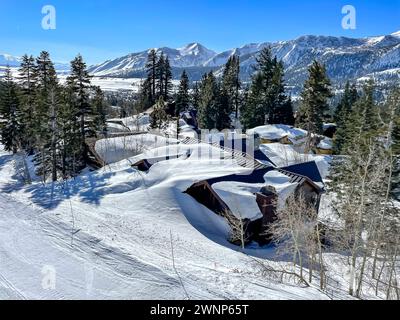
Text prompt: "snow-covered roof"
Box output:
[[323, 123, 337, 130], [263, 171, 299, 209], [95, 134, 180, 164], [212, 181, 265, 221], [247, 124, 307, 141], [258, 143, 302, 167], [317, 138, 333, 150]]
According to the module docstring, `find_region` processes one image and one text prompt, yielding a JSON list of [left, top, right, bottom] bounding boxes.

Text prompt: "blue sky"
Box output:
[[1, 0, 399, 64]]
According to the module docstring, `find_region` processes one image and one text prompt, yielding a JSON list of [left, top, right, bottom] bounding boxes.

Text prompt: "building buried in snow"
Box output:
[[185, 161, 324, 245]]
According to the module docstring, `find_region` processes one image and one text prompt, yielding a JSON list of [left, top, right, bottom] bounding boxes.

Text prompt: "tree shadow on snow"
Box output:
[[17, 169, 143, 209], [0, 154, 13, 168], [0, 155, 31, 193]]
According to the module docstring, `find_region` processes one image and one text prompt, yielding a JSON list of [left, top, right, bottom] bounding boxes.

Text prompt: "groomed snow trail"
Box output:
[[0, 193, 185, 299]]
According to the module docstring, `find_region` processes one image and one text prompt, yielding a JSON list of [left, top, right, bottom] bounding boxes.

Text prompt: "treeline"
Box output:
[[0, 52, 106, 182]]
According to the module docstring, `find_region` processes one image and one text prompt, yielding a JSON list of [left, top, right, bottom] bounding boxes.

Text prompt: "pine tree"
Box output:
[[333, 82, 359, 154], [92, 86, 107, 135], [146, 49, 158, 102], [216, 84, 232, 131], [334, 82, 358, 125], [221, 55, 241, 119], [150, 96, 168, 130], [338, 81, 380, 155], [296, 60, 332, 135], [163, 57, 173, 101], [32, 52, 62, 181], [383, 88, 400, 201], [33, 84, 63, 182], [240, 73, 265, 130], [175, 70, 190, 114], [278, 96, 295, 126], [359, 80, 380, 135], [392, 116, 400, 201], [48, 86, 62, 182], [198, 72, 221, 130], [269, 61, 294, 125], [67, 54, 94, 151], [191, 82, 200, 110], [34, 51, 58, 91], [18, 54, 37, 153], [0, 67, 23, 154], [156, 53, 165, 98], [254, 47, 275, 81], [34, 51, 58, 145], [136, 78, 153, 111], [58, 86, 82, 178], [241, 47, 293, 129], [393, 116, 400, 155], [194, 70, 231, 131]]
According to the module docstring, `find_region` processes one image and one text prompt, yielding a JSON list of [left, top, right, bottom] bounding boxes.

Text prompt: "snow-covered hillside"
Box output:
[[89, 43, 216, 77], [0, 142, 342, 300], [0, 119, 395, 300]]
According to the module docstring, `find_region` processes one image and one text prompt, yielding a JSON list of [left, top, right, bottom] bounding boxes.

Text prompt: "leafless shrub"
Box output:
[[269, 192, 326, 289]]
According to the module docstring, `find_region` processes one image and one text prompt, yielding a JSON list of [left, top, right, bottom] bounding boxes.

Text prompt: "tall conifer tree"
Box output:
[[0, 67, 23, 154], [296, 60, 332, 135]]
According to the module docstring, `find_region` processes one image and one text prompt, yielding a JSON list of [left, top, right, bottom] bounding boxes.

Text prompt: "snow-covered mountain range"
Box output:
[[0, 54, 70, 72], [2, 31, 400, 93], [88, 31, 400, 93], [0, 54, 20, 67], [88, 43, 218, 80]]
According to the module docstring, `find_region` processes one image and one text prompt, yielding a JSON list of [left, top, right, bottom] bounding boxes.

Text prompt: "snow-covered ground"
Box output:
[[4, 118, 391, 300], [59, 76, 145, 93], [0, 68, 157, 93], [0, 141, 347, 300]]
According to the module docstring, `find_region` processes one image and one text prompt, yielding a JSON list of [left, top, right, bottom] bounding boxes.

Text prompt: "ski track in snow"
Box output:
[[0, 192, 186, 299]]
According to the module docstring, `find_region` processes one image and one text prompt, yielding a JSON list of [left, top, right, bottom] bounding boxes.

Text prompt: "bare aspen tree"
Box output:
[[330, 133, 398, 298], [269, 192, 323, 284], [222, 208, 247, 250]]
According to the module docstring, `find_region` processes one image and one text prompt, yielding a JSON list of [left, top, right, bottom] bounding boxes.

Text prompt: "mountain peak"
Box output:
[[178, 43, 216, 57], [391, 30, 400, 38], [179, 42, 205, 50]]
